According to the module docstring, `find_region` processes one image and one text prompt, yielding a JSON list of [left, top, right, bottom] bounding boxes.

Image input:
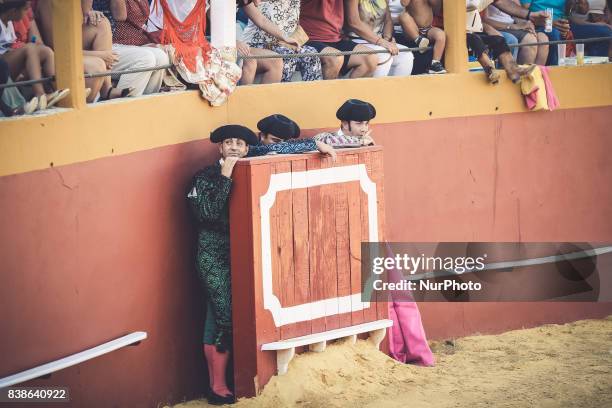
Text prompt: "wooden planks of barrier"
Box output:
[[230, 146, 385, 397]]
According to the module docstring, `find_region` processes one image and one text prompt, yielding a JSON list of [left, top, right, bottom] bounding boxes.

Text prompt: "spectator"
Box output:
[[484, 1, 549, 64], [248, 114, 337, 157], [149, 0, 282, 86], [520, 0, 571, 64], [236, 40, 283, 85], [256, 113, 301, 144], [569, 0, 611, 58], [0, 58, 38, 115], [111, 0, 170, 88], [313, 99, 377, 148], [300, 0, 378, 79], [242, 0, 323, 82], [1, 0, 69, 110], [87, 0, 166, 96], [35, 0, 132, 101], [345, 0, 415, 77], [389, 0, 447, 73], [467, 0, 535, 83]]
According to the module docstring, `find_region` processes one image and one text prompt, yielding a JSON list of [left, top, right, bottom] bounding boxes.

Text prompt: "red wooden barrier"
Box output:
[[230, 146, 386, 397]]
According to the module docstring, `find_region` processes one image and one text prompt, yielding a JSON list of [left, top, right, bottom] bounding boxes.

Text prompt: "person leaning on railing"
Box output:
[[0, 0, 69, 112], [313, 99, 377, 148], [569, 0, 611, 58]]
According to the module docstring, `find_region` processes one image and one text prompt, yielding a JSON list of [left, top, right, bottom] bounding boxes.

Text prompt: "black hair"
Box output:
[[0, 1, 28, 14]]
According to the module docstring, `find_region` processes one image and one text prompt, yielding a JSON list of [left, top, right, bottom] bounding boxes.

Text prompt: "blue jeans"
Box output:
[[537, 27, 561, 65], [570, 23, 612, 57], [501, 31, 519, 61]]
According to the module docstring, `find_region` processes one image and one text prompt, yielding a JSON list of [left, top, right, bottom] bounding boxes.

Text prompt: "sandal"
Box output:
[[101, 87, 136, 101], [36, 93, 47, 111], [7, 97, 38, 116], [512, 64, 537, 84], [484, 66, 500, 84], [46, 88, 71, 108]]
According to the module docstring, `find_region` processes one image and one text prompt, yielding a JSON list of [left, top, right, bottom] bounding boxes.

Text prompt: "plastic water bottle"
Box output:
[[545, 8, 553, 33]]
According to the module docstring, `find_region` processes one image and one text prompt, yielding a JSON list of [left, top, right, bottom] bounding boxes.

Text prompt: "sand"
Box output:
[[172, 317, 612, 408]]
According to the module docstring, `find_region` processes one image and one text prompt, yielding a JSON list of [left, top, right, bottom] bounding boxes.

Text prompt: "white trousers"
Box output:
[[354, 39, 414, 77], [112, 44, 170, 95]]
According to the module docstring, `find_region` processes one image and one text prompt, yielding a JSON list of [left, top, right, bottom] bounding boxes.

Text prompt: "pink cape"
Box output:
[[383, 243, 435, 366]]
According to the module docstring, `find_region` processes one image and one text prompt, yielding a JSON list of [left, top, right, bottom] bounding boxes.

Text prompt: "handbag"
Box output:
[[276, 25, 309, 50]]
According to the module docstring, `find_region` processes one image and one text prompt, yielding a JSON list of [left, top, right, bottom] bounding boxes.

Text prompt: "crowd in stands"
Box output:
[[1, 0, 610, 117]]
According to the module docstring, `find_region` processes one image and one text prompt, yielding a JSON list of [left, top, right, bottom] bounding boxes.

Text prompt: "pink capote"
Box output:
[[524, 65, 560, 111], [540, 66, 560, 111], [384, 243, 435, 366]]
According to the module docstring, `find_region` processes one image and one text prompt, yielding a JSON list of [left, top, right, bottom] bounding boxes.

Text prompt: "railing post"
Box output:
[[443, 0, 468, 74], [52, 0, 85, 109], [210, 0, 237, 60]]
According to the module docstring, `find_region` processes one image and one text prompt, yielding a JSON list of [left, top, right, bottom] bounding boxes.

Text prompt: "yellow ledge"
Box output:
[[0, 64, 611, 177]]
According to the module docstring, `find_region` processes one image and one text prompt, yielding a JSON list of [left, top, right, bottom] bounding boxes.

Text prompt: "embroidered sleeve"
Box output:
[[187, 172, 232, 223], [247, 138, 318, 156], [313, 132, 362, 148]]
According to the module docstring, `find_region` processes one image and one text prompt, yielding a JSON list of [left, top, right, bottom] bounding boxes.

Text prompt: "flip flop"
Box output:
[[37, 94, 47, 111], [47, 88, 71, 108], [9, 97, 38, 116], [101, 87, 136, 101]]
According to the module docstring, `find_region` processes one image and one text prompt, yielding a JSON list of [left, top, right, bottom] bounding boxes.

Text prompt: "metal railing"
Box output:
[[1, 36, 609, 91]]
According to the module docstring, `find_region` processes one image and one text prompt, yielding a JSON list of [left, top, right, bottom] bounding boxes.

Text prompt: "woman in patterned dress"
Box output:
[[241, 0, 323, 82]]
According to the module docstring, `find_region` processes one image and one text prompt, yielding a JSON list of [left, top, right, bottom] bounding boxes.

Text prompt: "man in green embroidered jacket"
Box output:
[[186, 124, 334, 404]]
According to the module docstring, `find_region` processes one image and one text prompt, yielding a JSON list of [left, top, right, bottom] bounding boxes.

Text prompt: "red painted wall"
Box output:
[[1, 106, 611, 407]]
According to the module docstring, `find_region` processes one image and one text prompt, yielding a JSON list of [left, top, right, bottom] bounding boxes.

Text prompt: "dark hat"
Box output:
[[257, 114, 301, 140], [336, 99, 376, 122], [210, 125, 258, 145]]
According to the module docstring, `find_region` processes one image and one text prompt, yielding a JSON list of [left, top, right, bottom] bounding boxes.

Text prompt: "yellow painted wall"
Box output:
[[0, 64, 611, 177]]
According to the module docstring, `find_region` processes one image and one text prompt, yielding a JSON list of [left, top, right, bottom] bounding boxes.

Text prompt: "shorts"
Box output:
[[419, 26, 432, 37], [501, 29, 529, 42], [305, 39, 359, 75]]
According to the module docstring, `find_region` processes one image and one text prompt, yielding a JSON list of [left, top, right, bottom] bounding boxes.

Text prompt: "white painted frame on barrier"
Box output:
[[260, 164, 378, 327]]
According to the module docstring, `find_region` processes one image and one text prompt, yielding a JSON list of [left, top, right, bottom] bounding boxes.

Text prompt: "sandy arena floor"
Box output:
[[173, 317, 612, 408]]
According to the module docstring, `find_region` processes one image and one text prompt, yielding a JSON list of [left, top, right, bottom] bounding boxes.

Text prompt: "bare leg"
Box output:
[[498, 51, 534, 82], [319, 47, 343, 79], [428, 0, 442, 15], [346, 45, 377, 78], [399, 10, 420, 41], [477, 53, 499, 83], [83, 56, 106, 102], [250, 48, 282, 84], [535, 32, 549, 66], [517, 33, 537, 64], [34, 0, 54, 47], [2, 45, 47, 96], [82, 18, 113, 51], [240, 58, 257, 85], [428, 26, 446, 61]]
